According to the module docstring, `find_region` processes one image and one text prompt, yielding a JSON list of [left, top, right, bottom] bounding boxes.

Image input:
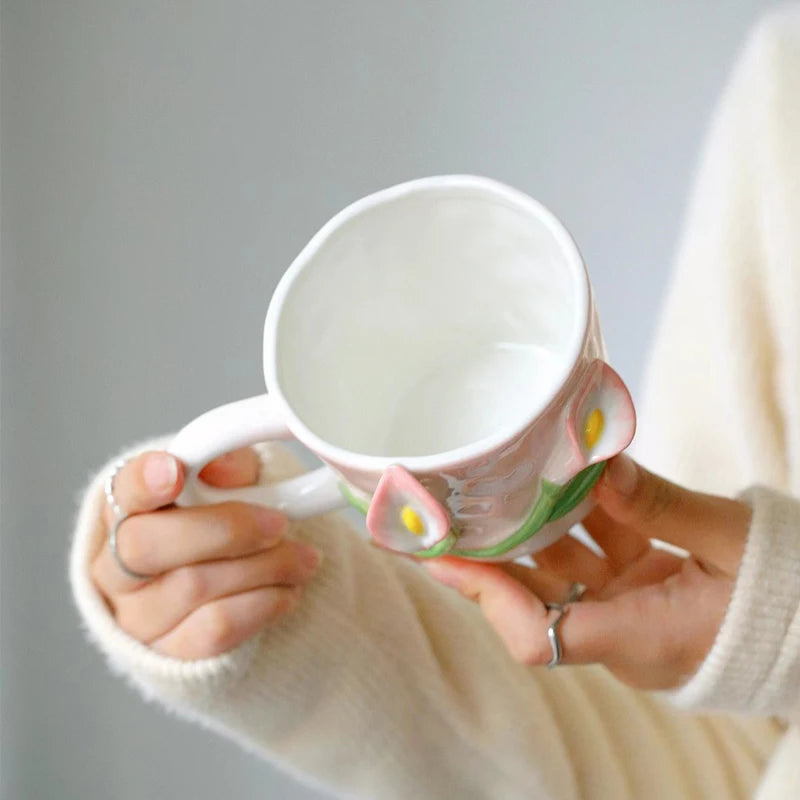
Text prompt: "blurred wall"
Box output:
[[1, 1, 778, 798]]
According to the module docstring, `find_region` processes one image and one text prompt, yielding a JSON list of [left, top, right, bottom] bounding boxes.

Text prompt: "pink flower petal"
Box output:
[[366, 465, 451, 553], [567, 361, 636, 465]]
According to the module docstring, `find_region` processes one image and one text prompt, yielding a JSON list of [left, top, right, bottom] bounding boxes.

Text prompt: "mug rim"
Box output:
[[263, 174, 591, 472]]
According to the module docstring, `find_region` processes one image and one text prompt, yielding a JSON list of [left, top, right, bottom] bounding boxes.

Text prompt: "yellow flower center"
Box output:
[[584, 408, 604, 449], [401, 505, 425, 536]]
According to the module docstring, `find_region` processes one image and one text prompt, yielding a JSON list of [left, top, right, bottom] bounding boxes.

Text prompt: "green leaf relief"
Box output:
[[337, 461, 607, 560]]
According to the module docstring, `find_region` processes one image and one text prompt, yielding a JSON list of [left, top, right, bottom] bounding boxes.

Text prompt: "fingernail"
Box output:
[[297, 544, 322, 571], [255, 507, 288, 540], [143, 453, 178, 492], [604, 454, 639, 496]]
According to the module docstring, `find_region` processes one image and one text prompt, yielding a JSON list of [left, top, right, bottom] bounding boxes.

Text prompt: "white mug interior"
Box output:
[[266, 176, 588, 462]]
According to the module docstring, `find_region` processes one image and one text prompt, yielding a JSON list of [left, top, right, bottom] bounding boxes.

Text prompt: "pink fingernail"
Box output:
[[143, 454, 178, 492], [298, 545, 322, 571]]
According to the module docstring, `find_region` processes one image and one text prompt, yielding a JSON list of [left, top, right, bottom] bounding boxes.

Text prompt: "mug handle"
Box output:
[[167, 394, 346, 518]]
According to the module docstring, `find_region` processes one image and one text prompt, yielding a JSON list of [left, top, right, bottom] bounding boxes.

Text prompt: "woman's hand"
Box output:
[[90, 449, 321, 660], [423, 454, 751, 690]]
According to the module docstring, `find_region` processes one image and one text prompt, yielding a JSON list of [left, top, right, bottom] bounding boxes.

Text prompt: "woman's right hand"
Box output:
[[90, 449, 322, 660]]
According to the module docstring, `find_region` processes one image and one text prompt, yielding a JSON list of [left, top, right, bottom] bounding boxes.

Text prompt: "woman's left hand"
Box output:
[[423, 454, 752, 690]]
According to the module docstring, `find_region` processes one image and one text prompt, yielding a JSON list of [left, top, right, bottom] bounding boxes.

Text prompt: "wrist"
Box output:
[[667, 486, 800, 720]]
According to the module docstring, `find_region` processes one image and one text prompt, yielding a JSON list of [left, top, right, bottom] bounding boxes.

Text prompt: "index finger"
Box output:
[[594, 455, 749, 574], [103, 451, 184, 525]]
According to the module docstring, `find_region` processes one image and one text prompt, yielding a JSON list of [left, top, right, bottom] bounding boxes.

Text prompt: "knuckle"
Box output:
[[509, 637, 550, 666], [116, 517, 153, 572], [641, 476, 679, 524], [173, 566, 207, 607], [114, 600, 144, 641], [200, 603, 236, 654], [482, 603, 551, 665], [210, 504, 243, 548], [229, 502, 275, 549]]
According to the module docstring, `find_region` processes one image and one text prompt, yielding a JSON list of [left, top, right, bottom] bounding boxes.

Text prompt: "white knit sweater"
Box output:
[[70, 9, 800, 799]]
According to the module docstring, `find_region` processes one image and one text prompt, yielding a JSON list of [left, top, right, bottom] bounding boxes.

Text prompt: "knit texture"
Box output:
[[631, 7, 800, 733], [70, 8, 800, 799], [70, 439, 780, 800], [670, 487, 800, 717], [635, 9, 800, 500]]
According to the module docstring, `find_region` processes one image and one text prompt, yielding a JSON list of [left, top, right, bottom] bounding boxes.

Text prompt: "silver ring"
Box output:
[[544, 583, 587, 668], [544, 603, 569, 669], [565, 581, 587, 604], [109, 513, 153, 581], [104, 457, 129, 518]]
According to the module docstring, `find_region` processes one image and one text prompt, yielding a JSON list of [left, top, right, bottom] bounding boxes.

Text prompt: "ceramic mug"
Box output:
[[168, 175, 635, 561]]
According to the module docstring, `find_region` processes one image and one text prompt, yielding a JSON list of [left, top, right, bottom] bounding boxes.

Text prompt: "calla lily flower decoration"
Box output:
[[366, 465, 452, 554], [567, 361, 636, 468]]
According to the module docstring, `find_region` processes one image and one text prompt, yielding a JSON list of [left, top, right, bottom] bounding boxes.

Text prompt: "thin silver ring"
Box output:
[[565, 581, 587, 604], [104, 457, 128, 518], [544, 582, 587, 668], [545, 603, 569, 669], [109, 513, 153, 581]]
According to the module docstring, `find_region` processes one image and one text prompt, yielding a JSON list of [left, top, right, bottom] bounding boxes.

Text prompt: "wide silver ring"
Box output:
[[109, 513, 153, 581], [544, 582, 587, 668]]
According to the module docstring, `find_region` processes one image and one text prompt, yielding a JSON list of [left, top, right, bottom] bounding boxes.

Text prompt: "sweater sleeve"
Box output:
[[70, 439, 581, 798], [633, 10, 800, 499], [630, 8, 800, 725], [669, 486, 800, 722], [70, 440, 781, 800]]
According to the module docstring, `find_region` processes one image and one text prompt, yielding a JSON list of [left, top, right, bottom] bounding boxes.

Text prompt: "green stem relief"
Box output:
[[339, 482, 370, 515], [453, 462, 606, 558], [546, 461, 606, 523], [413, 532, 458, 558], [338, 461, 607, 559], [450, 479, 563, 558]]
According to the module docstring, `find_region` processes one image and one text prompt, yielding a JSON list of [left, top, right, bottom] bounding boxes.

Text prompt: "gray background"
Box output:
[[1, 1, 778, 798]]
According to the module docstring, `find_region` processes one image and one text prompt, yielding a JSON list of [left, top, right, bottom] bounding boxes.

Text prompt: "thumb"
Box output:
[[594, 454, 749, 573], [199, 447, 261, 488]]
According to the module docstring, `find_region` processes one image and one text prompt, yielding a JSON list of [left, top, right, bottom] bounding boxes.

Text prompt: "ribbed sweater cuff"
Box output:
[[669, 486, 800, 720]]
